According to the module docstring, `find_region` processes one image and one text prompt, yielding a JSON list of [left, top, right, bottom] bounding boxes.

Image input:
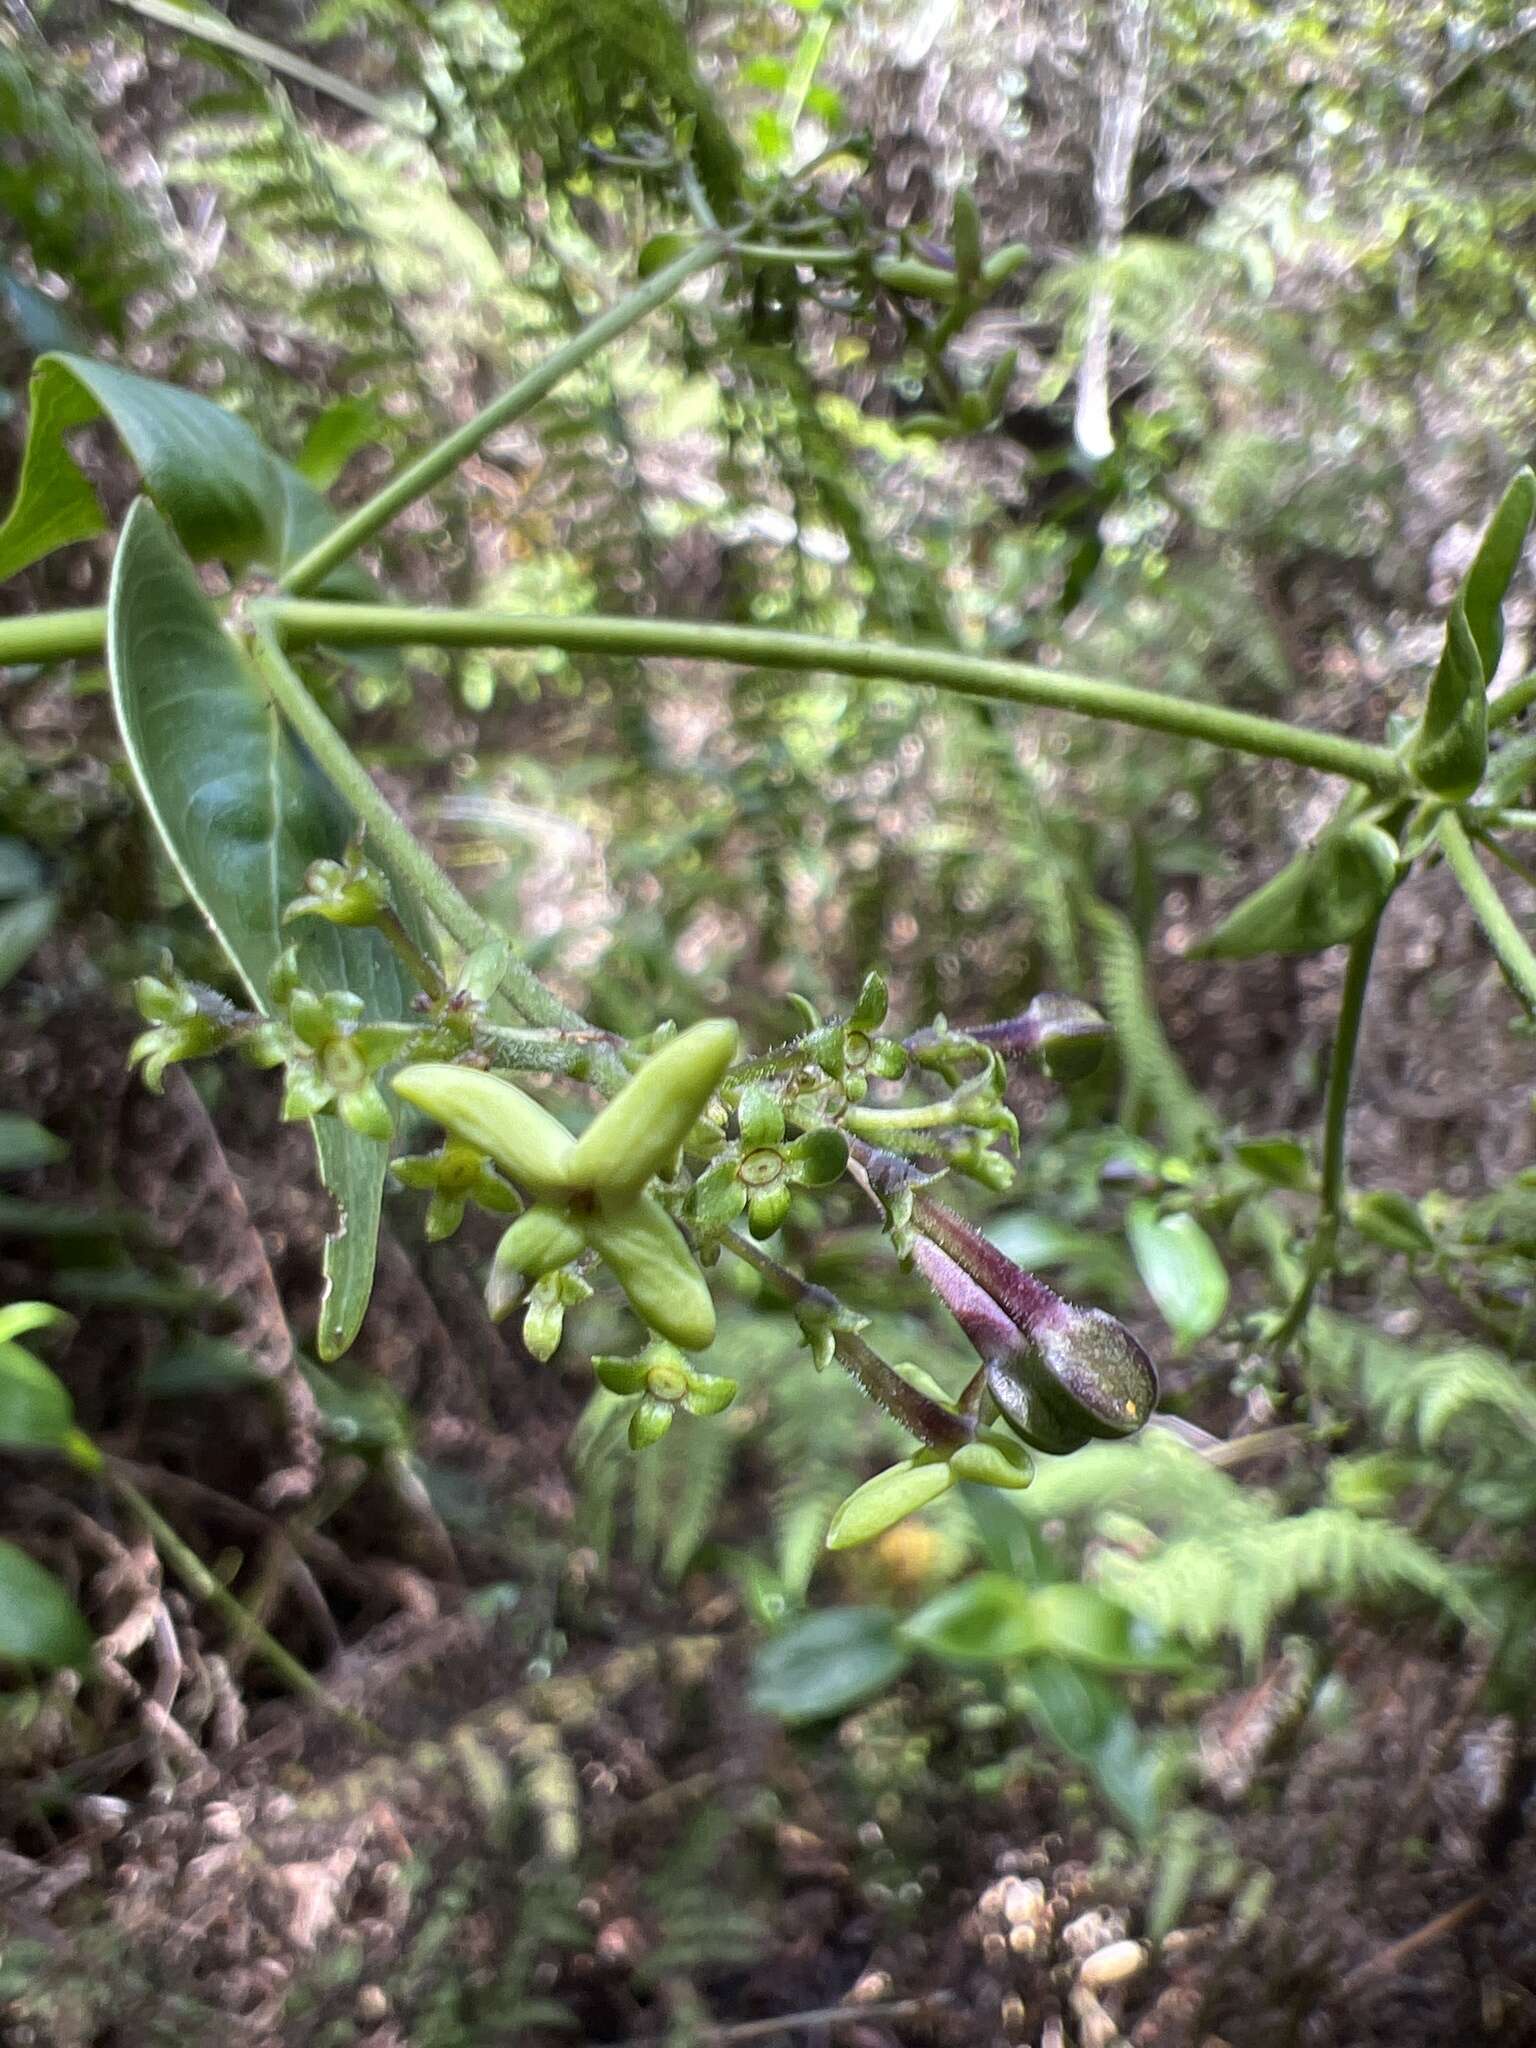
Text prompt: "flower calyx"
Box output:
[[283, 849, 391, 931], [691, 1086, 848, 1240], [593, 1339, 738, 1449], [129, 970, 250, 1092], [790, 972, 908, 1104], [392, 1017, 738, 1350], [276, 971, 398, 1141], [391, 1136, 521, 1243]]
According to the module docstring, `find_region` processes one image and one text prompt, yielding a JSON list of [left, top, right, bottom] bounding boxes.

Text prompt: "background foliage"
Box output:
[[3, 2, 1536, 2042]]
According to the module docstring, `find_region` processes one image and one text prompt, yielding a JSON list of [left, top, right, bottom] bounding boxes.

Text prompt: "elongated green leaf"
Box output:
[[0, 1542, 93, 1670], [1410, 471, 1535, 800], [750, 1606, 911, 1724], [0, 893, 56, 992], [1192, 823, 1397, 959], [107, 500, 412, 1356], [0, 353, 370, 595], [0, 1116, 67, 1174], [1463, 468, 1536, 683], [1411, 602, 1488, 800], [1126, 1201, 1228, 1352]]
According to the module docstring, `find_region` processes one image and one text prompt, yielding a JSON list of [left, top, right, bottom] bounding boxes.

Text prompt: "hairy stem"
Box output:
[[276, 237, 730, 596], [721, 1230, 969, 1448], [1270, 904, 1386, 1348], [247, 624, 589, 1037], [269, 603, 1407, 788], [1439, 810, 1536, 1016]]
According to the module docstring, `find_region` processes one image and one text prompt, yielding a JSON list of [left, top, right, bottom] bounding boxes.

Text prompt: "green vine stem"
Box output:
[[109, 0, 425, 133], [1439, 809, 1536, 1016], [246, 625, 595, 1046], [1269, 903, 1387, 1349], [265, 602, 1406, 788], [107, 1468, 380, 1739], [0, 600, 1417, 789], [275, 236, 731, 596], [0, 608, 112, 668], [721, 1229, 970, 1449]]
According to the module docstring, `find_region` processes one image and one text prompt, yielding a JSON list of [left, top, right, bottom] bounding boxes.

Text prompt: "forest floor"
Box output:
[[3, 924, 1536, 2048]]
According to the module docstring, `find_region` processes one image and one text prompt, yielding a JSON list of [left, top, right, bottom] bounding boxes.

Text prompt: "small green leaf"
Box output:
[[901, 1571, 1037, 1662], [825, 1454, 954, 1551], [107, 501, 413, 1357], [0, 1302, 70, 1346], [1126, 1201, 1228, 1353], [638, 232, 692, 278], [1233, 1136, 1311, 1190], [0, 894, 56, 991], [0, 1541, 93, 1670], [0, 1338, 75, 1452], [1349, 1188, 1434, 1254], [0, 1116, 67, 1173], [749, 1605, 911, 1724], [1014, 1583, 1145, 1671], [1193, 823, 1397, 959]]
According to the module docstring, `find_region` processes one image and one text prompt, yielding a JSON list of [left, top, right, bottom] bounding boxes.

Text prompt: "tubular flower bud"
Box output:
[[910, 1193, 1157, 1455]]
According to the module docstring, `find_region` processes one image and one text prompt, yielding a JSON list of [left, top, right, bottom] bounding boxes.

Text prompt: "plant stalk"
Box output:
[[1269, 904, 1386, 1347], [276, 237, 730, 596], [1439, 810, 1536, 1015], [246, 624, 590, 1038], [721, 1230, 969, 1448], [269, 603, 1407, 788], [0, 607, 109, 668]]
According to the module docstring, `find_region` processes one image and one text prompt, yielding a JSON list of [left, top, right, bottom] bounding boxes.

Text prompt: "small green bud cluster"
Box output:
[[283, 850, 391, 931], [129, 967, 284, 1092], [593, 1339, 737, 1449], [691, 1084, 848, 1239], [271, 953, 401, 1141]]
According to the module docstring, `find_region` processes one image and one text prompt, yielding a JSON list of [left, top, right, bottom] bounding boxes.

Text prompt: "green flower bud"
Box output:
[[338, 1078, 393, 1142], [949, 1434, 1032, 1489], [487, 1204, 588, 1320], [523, 1268, 592, 1361], [826, 1450, 955, 1550], [392, 1063, 576, 1196], [629, 1394, 676, 1449], [284, 853, 391, 930], [585, 1191, 717, 1350], [565, 1018, 738, 1197]]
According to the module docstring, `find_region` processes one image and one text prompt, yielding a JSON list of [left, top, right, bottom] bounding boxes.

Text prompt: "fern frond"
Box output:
[[1377, 1347, 1536, 1452], [0, 42, 176, 340], [1079, 894, 1215, 1150], [1098, 1507, 1477, 1664]]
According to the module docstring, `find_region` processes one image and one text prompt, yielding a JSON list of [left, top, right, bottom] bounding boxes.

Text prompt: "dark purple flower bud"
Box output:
[[963, 994, 1111, 1083], [911, 1192, 1157, 1455]]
